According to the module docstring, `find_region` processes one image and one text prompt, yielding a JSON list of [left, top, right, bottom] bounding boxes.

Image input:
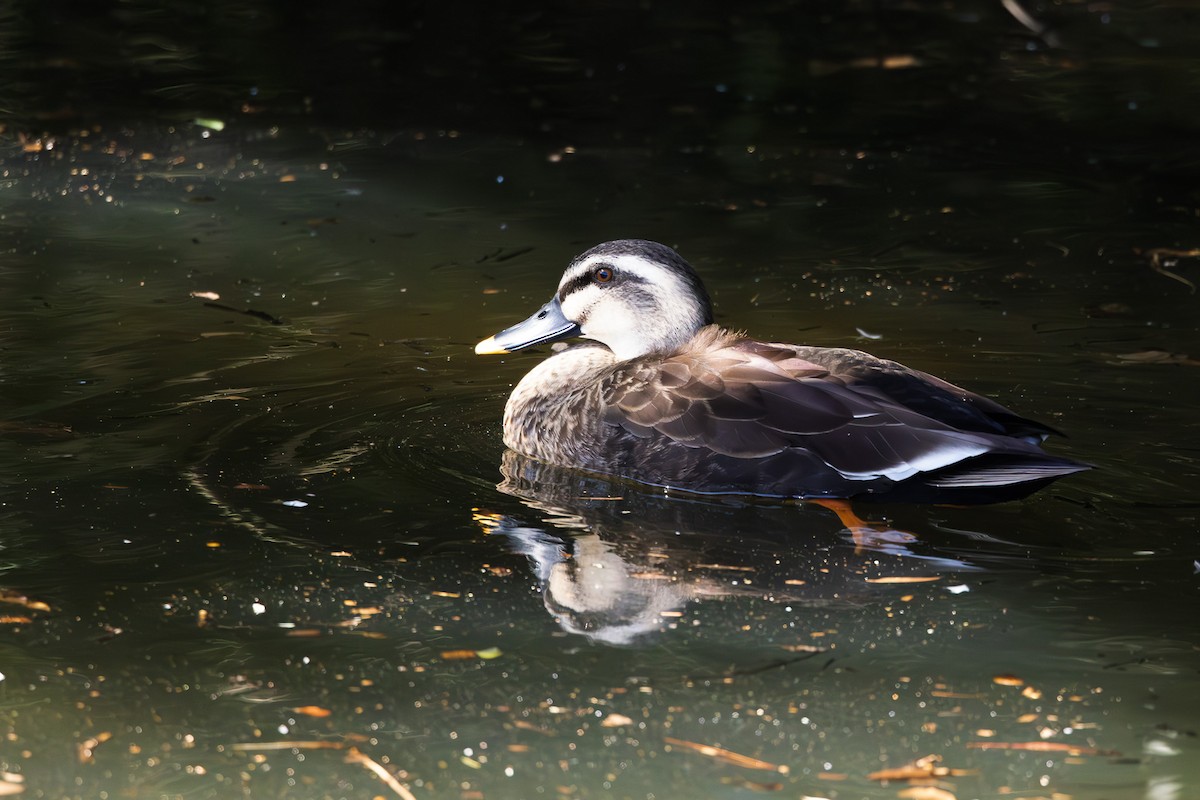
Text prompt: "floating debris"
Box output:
[[292, 706, 332, 718], [440, 647, 501, 661], [232, 740, 352, 751], [1137, 246, 1199, 292], [77, 732, 114, 764], [865, 576, 940, 584], [719, 775, 784, 792], [867, 753, 973, 782], [1084, 301, 1133, 318], [664, 736, 789, 774], [898, 787, 958, 800], [344, 747, 417, 800], [967, 741, 1119, 756], [992, 674, 1025, 687], [0, 592, 51, 612], [600, 713, 634, 728], [1112, 349, 1200, 366]]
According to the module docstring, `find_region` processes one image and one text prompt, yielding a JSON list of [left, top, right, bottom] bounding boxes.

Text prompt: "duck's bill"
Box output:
[[475, 296, 582, 355]]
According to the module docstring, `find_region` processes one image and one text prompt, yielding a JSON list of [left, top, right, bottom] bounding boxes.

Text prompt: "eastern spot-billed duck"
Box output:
[[475, 239, 1089, 503]]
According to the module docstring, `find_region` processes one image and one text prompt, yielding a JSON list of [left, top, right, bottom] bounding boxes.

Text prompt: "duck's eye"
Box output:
[[593, 266, 614, 284]]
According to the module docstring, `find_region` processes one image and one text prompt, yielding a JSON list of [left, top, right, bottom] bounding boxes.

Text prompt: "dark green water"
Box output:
[[1, 3, 1198, 799]]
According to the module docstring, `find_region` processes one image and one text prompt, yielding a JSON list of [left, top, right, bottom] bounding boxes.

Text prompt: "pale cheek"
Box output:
[[583, 303, 634, 335], [594, 308, 650, 358], [560, 290, 598, 326]]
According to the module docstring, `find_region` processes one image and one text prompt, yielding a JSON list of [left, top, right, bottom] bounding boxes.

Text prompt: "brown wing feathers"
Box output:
[[602, 334, 997, 474]]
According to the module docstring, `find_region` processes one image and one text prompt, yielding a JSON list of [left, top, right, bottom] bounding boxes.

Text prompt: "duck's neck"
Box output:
[[502, 344, 617, 465]]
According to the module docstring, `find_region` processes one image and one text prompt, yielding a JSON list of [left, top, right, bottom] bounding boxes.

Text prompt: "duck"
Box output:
[[475, 239, 1090, 504]]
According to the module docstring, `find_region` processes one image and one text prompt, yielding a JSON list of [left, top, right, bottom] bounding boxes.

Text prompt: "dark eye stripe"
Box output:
[[558, 262, 612, 297], [558, 270, 595, 300], [557, 261, 649, 301]]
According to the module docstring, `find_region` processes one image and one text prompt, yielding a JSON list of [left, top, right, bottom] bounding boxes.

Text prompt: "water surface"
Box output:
[[2, 5, 1199, 799]]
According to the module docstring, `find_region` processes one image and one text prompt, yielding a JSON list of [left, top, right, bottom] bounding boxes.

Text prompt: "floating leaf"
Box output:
[[77, 732, 113, 764], [869, 754, 943, 781], [899, 788, 957, 800], [1113, 349, 1200, 366], [0, 592, 50, 612], [720, 775, 784, 792], [292, 706, 332, 718], [600, 713, 634, 728], [867, 753, 975, 784]]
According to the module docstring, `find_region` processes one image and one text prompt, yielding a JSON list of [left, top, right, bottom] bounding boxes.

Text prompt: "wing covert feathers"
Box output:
[[601, 327, 1064, 483]]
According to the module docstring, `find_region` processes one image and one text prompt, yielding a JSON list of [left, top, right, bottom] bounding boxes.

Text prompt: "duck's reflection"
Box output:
[[482, 451, 979, 645]]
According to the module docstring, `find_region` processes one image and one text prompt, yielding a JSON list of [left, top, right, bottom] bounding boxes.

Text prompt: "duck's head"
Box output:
[[475, 239, 714, 360]]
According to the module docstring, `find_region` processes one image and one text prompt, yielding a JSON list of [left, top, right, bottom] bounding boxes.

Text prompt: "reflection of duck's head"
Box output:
[[476, 239, 1090, 503], [477, 239, 712, 360], [543, 535, 688, 647], [485, 512, 691, 646]]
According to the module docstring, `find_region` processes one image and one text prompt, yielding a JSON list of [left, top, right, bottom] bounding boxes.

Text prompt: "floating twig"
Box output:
[[966, 740, 1118, 756], [1138, 247, 1199, 293], [345, 747, 418, 800], [230, 740, 348, 751], [664, 736, 789, 774]]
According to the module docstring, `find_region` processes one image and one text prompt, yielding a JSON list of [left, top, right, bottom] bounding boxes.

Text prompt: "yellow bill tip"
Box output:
[[474, 336, 510, 355]]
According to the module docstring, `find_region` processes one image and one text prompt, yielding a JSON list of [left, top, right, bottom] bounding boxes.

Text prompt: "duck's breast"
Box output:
[[503, 344, 618, 465]]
